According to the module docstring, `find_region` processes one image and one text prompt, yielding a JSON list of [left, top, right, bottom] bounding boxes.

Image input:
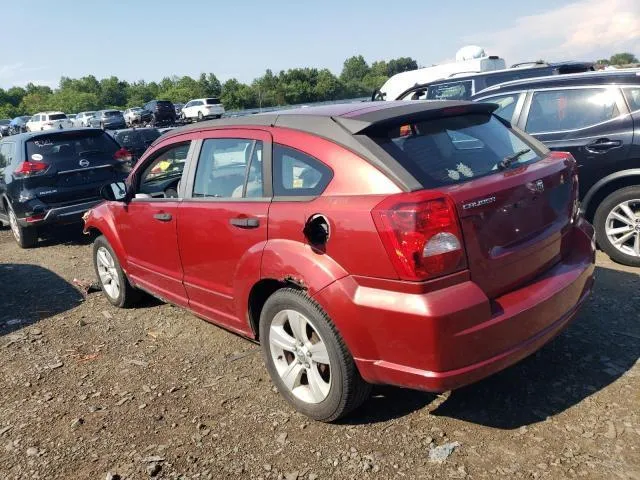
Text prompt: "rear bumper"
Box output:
[[17, 199, 102, 227], [313, 219, 596, 392]]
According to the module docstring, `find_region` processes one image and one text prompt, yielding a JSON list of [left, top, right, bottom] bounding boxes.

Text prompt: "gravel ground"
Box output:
[[0, 226, 638, 480]]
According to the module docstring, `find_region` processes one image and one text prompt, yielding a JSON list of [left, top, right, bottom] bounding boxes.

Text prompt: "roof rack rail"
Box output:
[[511, 61, 547, 68], [448, 70, 481, 78]]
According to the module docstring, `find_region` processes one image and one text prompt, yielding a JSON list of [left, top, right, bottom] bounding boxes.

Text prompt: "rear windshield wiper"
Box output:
[[498, 148, 531, 170], [78, 149, 106, 156]]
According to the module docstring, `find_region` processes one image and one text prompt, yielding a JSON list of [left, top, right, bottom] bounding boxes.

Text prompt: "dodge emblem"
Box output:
[[527, 179, 544, 193]]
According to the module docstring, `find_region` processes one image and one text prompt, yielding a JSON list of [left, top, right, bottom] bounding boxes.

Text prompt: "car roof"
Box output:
[[473, 68, 640, 96], [157, 100, 497, 192], [7, 128, 106, 141], [161, 100, 495, 138]]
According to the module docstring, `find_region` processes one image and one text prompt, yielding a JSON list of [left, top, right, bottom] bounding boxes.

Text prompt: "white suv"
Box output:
[[26, 112, 73, 131], [74, 111, 96, 127], [181, 98, 225, 122]]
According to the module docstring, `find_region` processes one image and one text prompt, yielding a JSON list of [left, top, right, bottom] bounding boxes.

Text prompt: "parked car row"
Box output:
[[0, 98, 226, 138]]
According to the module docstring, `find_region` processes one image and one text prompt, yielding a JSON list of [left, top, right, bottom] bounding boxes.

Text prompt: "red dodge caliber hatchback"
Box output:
[[84, 101, 595, 421]]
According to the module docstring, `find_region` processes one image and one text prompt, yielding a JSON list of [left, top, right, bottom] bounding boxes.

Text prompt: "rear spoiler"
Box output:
[[332, 102, 499, 135]]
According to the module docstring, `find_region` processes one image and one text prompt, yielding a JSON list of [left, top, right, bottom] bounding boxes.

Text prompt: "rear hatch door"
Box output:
[[367, 111, 576, 299], [24, 130, 129, 205], [443, 154, 575, 298]]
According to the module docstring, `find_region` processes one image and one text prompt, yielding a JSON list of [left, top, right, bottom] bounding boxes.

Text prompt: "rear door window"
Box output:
[[623, 87, 640, 111], [192, 138, 264, 198], [272, 145, 332, 196], [526, 88, 621, 133], [369, 113, 541, 188]]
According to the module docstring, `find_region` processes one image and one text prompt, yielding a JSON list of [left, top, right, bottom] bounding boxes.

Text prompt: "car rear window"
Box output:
[[104, 111, 121, 117], [49, 114, 67, 120], [114, 129, 160, 147], [156, 101, 173, 108], [426, 81, 473, 100], [26, 131, 119, 164], [369, 113, 543, 188], [205, 98, 221, 105]]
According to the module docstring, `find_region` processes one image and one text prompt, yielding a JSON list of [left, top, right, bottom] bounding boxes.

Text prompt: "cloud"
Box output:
[[466, 0, 639, 63]]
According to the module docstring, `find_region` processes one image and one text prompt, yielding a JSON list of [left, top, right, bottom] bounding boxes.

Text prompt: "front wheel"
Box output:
[[594, 185, 640, 267], [259, 289, 371, 422], [8, 204, 38, 248], [93, 235, 140, 307]]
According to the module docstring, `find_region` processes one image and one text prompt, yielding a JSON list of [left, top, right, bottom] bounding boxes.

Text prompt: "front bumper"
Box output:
[[17, 199, 103, 227], [313, 219, 596, 392]]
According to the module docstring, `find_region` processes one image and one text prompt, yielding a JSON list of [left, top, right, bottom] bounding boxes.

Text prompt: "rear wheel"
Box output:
[[259, 289, 371, 422], [594, 186, 640, 267], [93, 235, 140, 307], [8, 204, 38, 248]]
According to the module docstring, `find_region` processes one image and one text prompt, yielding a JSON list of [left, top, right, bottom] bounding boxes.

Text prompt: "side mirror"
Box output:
[[100, 182, 128, 201]]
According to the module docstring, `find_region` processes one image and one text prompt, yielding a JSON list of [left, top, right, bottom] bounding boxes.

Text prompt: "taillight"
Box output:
[[372, 191, 466, 281], [14, 161, 49, 178], [114, 147, 133, 162]]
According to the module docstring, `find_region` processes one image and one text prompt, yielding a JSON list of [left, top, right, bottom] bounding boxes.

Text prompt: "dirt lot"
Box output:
[[0, 227, 638, 480]]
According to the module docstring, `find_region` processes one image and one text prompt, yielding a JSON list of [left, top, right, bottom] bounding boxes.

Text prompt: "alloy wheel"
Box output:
[[269, 309, 331, 404], [605, 199, 640, 257], [96, 246, 121, 300]]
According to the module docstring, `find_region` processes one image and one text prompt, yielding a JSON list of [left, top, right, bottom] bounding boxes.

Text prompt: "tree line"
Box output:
[[0, 55, 418, 118]]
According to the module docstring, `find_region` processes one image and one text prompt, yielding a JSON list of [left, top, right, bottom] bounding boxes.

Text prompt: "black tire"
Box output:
[[594, 185, 640, 267], [92, 235, 140, 308], [259, 288, 371, 422], [7, 203, 38, 248]]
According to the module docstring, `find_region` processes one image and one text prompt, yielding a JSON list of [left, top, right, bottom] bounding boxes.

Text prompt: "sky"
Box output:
[[1, 0, 638, 89]]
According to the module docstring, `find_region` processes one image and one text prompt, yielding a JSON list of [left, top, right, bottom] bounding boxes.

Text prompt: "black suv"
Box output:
[[143, 100, 176, 126], [472, 69, 640, 266], [108, 127, 161, 163], [0, 129, 131, 248]]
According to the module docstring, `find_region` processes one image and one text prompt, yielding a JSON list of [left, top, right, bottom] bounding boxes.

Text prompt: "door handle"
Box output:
[[153, 212, 172, 222], [585, 138, 622, 153], [230, 217, 260, 228]]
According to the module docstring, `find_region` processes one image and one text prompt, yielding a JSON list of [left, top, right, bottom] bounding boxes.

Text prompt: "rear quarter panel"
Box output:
[[266, 128, 402, 285]]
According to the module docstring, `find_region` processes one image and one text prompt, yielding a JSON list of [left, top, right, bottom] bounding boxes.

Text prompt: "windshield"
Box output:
[[369, 114, 542, 188], [0, 119, 10, 125], [26, 131, 119, 164], [49, 114, 67, 120]]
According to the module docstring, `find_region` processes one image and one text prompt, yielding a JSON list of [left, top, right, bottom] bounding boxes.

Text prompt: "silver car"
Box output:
[[75, 111, 96, 127]]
